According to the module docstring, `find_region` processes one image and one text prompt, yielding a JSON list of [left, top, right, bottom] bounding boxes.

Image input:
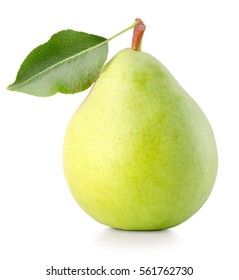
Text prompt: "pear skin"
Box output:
[[63, 48, 218, 230]]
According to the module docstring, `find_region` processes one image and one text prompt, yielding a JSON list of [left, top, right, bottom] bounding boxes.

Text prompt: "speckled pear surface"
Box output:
[[63, 48, 218, 230]]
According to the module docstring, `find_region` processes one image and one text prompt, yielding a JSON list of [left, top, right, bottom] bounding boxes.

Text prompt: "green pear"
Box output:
[[63, 29, 217, 230]]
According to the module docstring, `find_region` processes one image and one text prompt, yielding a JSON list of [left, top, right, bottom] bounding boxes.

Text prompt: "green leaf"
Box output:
[[7, 30, 108, 96]]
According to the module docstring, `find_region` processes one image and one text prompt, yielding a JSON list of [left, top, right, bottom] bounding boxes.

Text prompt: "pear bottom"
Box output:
[[63, 49, 218, 230]]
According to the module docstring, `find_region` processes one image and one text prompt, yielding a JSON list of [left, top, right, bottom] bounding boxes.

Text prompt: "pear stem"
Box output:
[[131, 18, 146, 51]]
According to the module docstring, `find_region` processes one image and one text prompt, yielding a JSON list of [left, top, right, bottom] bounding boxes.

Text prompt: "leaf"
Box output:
[[7, 30, 108, 96]]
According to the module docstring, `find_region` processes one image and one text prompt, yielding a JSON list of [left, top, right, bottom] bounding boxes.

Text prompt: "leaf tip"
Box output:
[[7, 83, 14, 91]]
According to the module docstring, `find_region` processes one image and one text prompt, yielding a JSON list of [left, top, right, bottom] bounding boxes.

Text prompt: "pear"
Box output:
[[63, 21, 217, 230]]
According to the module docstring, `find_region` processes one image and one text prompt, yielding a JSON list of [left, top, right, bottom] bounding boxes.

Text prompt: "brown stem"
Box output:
[[131, 18, 146, 51]]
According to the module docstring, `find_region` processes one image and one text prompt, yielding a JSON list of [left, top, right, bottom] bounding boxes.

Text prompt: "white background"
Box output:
[[0, 0, 238, 279]]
